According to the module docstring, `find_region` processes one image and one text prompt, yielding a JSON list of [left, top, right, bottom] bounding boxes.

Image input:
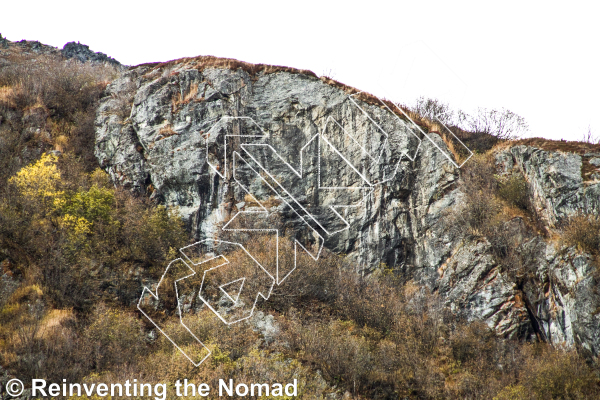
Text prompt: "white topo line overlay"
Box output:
[[181, 239, 275, 326], [139, 93, 473, 366]]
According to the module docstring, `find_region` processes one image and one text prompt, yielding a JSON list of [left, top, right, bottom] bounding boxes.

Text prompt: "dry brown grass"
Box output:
[[35, 308, 74, 339], [131, 54, 513, 167], [449, 154, 548, 279], [318, 77, 433, 132], [136, 55, 319, 79], [436, 128, 470, 165], [4, 37, 600, 399], [171, 83, 199, 112], [242, 193, 281, 209], [0, 85, 15, 104], [243, 193, 258, 206], [562, 214, 600, 255], [501, 137, 600, 155], [53, 134, 69, 152], [321, 78, 491, 163], [157, 124, 178, 140]]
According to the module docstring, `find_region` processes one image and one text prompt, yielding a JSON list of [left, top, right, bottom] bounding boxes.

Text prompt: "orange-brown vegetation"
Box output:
[[171, 82, 200, 112], [500, 137, 600, 155], [136, 55, 319, 79], [561, 214, 600, 256], [157, 124, 178, 140]]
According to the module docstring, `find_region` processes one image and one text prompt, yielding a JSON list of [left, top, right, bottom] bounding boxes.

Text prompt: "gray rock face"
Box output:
[[496, 145, 600, 226], [95, 60, 600, 360], [96, 64, 456, 273], [492, 146, 600, 356], [437, 239, 533, 339]]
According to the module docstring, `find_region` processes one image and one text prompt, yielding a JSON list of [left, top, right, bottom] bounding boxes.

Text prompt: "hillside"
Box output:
[[2, 36, 600, 399]]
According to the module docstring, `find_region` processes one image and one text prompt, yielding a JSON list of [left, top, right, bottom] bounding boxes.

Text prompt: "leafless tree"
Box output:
[[458, 107, 528, 140], [411, 96, 455, 126]]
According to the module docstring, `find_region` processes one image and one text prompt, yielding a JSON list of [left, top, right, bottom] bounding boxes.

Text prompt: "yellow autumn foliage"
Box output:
[[61, 214, 93, 236], [8, 152, 64, 207]]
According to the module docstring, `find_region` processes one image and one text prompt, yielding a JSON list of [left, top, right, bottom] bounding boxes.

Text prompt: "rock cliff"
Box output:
[[95, 56, 600, 360]]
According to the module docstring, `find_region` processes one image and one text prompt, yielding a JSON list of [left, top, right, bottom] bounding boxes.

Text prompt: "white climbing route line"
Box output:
[[138, 92, 473, 366]]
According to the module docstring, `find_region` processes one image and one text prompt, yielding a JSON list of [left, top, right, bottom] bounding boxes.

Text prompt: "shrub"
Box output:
[[116, 200, 188, 271], [493, 384, 527, 400], [520, 346, 599, 399], [1, 157, 188, 309], [8, 152, 64, 213], [84, 305, 146, 372], [283, 319, 373, 391], [458, 189, 502, 236], [2, 42, 599, 400], [408, 97, 526, 154], [449, 155, 503, 236], [562, 214, 600, 255], [60, 184, 115, 225], [0, 56, 116, 120], [497, 173, 530, 211], [69, 111, 101, 170], [411, 96, 455, 126]]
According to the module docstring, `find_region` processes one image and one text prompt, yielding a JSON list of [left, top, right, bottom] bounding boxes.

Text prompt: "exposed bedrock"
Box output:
[[96, 62, 600, 359]]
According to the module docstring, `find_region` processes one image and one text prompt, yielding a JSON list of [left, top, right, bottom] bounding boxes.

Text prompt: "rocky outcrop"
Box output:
[[62, 41, 122, 66], [95, 63, 455, 274], [0, 34, 121, 66], [0, 36, 61, 58], [496, 145, 600, 226], [493, 145, 600, 355], [95, 57, 600, 360]]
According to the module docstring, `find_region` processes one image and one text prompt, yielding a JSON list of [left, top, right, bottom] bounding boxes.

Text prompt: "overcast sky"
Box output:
[[2, 1, 598, 142]]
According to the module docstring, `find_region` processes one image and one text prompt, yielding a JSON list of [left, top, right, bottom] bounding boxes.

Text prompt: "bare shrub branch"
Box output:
[[459, 107, 529, 140]]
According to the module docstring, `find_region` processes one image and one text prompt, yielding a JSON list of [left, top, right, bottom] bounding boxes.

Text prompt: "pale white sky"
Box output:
[[2, 1, 598, 141]]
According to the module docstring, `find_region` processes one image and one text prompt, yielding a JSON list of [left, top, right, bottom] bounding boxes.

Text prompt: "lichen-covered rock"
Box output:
[[496, 145, 600, 226], [251, 311, 280, 344], [437, 239, 533, 339], [95, 64, 457, 275], [523, 242, 600, 354], [95, 58, 600, 360]]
